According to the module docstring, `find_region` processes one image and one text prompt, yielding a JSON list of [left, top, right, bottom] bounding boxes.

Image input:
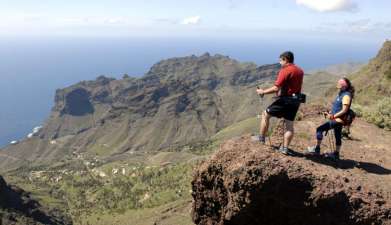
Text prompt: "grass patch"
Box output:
[[213, 117, 258, 141], [352, 98, 391, 130]]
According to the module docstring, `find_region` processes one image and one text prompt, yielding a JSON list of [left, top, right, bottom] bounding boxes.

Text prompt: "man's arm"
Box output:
[[256, 85, 280, 95], [256, 68, 285, 96]]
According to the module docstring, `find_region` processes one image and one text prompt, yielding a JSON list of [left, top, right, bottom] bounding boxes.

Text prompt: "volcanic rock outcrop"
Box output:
[[191, 136, 391, 225]]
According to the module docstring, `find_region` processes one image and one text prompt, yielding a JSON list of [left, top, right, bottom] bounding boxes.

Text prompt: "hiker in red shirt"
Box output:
[[252, 51, 304, 155]]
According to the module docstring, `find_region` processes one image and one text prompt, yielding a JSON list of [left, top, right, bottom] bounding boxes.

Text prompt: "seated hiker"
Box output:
[[307, 78, 355, 160], [252, 51, 304, 154]]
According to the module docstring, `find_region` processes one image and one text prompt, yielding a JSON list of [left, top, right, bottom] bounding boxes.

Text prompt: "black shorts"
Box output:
[[266, 97, 301, 121]]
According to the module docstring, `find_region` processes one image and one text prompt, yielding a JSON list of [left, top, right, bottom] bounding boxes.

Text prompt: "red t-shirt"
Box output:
[[274, 63, 304, 96]]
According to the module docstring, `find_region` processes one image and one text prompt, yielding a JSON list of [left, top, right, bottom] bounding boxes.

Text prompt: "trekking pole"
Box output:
[[257, 86, 264, 103], [326, 125, 337, 153], [331, 129, 336, 152], [330, 129, 334, 152], [322, 112, 329, 150], [256, 86, 264, 120], [322, 111, 334, 152], [281, 119, 286, 149], [257, 86, 273, 148]]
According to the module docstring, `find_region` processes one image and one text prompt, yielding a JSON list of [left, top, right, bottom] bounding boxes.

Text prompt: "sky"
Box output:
[[0, 0, 390, 41]]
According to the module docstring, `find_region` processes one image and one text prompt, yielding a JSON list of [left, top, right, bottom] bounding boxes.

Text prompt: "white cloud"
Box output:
[[181, 16, 201, 25], [296, 0, 357, 12]]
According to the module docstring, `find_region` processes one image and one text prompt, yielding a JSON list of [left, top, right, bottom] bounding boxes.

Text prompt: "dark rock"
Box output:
[[176, 95, 191, 114], [151, 87, 170, 102], [191, 136, 391, 225], [61, 88, 94, 116]]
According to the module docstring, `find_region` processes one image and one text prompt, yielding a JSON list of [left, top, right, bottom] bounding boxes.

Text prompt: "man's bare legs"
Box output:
[[284, 120, 294, 148], [260, 111, 271, 138], [260, 112, 294, 148]]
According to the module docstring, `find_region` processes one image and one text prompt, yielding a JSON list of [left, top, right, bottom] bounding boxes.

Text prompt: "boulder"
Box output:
[[191, 136, 391, 225]]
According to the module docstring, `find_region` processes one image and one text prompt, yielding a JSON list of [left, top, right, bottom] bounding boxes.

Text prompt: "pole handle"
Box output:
[[257, 86, 264, 98]]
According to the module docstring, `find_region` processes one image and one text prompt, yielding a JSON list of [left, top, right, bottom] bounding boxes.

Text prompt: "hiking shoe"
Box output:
[[307, 146, 320, 155], [251, 135, 265, 144], [278, 146, 291, 155], [324, 152, 340, 161]]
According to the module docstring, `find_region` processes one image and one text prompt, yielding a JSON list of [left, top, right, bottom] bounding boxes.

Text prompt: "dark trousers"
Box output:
[[316, 120, 343, 146]]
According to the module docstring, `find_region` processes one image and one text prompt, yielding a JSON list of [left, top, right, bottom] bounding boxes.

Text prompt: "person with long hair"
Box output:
[[307, 77, 355, 161]]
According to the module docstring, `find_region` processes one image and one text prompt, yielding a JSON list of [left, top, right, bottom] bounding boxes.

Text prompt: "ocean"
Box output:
[[0, 36, 381, 147]]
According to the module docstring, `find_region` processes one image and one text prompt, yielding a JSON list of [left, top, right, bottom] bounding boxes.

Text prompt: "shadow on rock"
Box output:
[[226, 173, 358, 225], [286, 148, 391, 175]]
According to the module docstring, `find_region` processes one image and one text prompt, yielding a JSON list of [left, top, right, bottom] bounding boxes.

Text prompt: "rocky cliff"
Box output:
[[191, 104, 391, 225], [191, 135, 391, 225]]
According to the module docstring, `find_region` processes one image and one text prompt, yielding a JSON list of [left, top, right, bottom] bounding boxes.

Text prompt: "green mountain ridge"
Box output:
[[351, 40, 391, 104], [347, 40, 391, 130], [0, 53, 280, 171]]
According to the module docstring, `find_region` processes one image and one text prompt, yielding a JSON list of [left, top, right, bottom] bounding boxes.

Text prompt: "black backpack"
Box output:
[[343, 108, 356, 126], [342, 91, 355, 126]]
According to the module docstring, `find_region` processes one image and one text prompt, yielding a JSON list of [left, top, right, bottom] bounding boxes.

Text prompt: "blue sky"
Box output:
[[0, 0, 390, 41]]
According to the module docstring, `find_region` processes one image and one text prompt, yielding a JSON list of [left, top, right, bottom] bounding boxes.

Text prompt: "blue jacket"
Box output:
[[331, 91, 352, 115]]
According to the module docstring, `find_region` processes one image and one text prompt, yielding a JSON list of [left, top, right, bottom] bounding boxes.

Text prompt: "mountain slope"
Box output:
[[351, 40, 391, 104], [0, 53, 280, 170], [308, 62, 365, 77], [0, 175, 71, 225], [345, 40, 391, 130]]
